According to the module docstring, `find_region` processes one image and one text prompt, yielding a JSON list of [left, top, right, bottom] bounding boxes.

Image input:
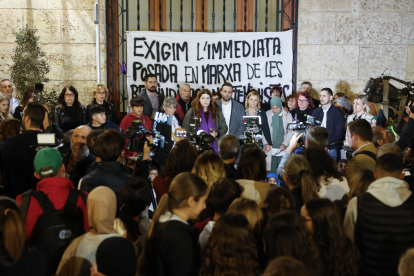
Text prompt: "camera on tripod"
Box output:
[[186, 117, 215, 153], [286, 115, 319, 145], [240, 116, 263, 149], [125, 120, 165, 160]]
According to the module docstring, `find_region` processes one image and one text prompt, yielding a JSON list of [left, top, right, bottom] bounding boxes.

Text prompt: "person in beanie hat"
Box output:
[[16, 148, 89, 241], [264, 96, 294, 173], [91, 237, 137, 276]]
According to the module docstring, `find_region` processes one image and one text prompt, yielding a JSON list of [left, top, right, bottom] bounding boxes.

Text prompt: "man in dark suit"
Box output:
[[215, 83, 245, 137], [311, 87, 345, 162], [138, 73, 165, 119]]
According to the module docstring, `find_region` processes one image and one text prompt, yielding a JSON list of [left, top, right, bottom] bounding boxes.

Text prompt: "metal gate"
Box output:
[[106, 0, 299, 116]]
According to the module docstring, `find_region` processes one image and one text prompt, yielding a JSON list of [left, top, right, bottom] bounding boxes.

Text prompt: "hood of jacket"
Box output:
[[87, 186, 118, 234], [367, 176, 411, 207]]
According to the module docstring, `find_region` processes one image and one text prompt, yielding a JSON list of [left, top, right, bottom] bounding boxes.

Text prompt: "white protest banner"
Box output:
[[126, 30, 293, 104]]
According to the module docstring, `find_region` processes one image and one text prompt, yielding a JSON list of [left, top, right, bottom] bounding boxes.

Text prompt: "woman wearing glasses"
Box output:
[[290, 91, 316, 121], [86, 84, 119, 125], [52, 86, 88, 140]]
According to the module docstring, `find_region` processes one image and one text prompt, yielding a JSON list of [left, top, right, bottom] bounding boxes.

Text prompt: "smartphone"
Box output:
[[175, 129, 187, 138], [34, 83, 44, 102]]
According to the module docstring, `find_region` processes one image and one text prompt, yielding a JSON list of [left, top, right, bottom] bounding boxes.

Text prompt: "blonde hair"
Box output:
[[347, 169, 375, 202], [227, 198, 263, 231], [283, 154, 319, 203], [191, 151, 226, 189], [91, 84, 109, 102], [0, 93, 11, 119], [354, 95, 370, 114], [245, 90, 262, 110]]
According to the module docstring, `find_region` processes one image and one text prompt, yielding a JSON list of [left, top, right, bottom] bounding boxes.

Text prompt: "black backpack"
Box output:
[[20, 189, 87, 274]]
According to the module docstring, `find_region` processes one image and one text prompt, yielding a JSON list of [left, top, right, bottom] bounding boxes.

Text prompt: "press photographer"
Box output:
[[3, 102, 52, 198]]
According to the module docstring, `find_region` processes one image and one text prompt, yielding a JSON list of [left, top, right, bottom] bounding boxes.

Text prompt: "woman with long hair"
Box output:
[[301, 198, 359, 276], [0, 196, 47, 276], [347, 95, 373, 124], [290, 91, 316, 120], [282, 154, 319, 213], [303, 148, 349, 201], [236, 147, 272, 208], [14, 87, 51, 130], [192, 151, 226, 189], [182, 89, 227, 152], [52, 86, 88, 139], [264, 211, 322, 276], [114, 177, 151, 256], [138, 172, 209, 276], [0, 93, 12, 121], [200, 213, 261, 276], [86, 84, 119, 124], [245, 89, 272, 149]]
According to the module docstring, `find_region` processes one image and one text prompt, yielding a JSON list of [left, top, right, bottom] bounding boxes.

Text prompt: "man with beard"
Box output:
[[3, 102, 52, 198], [215, 83, 245, 136], [175, 83, 194, 121], [139, 73, 165, 119], [62, 125, 95, 187], [311, 88, 345, 162]]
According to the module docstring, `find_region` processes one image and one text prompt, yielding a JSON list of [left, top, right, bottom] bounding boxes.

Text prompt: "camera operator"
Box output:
[[3, 102, 50, 198], [377, 101, 414, 152], [276, 126, 329, 179], [218, 134, 240, 179], [277, 127, 348, 201], [120, 97, 152, 160], [153, 97, 183, 173], [343, 119, 377, 183]]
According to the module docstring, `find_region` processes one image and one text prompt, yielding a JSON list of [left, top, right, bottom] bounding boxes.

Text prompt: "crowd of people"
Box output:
[[0, 75, 413, 276]]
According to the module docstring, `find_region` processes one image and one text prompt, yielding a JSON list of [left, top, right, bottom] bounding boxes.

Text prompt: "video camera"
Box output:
[[28, 133, 59, 156], [363, 75, 414, 123], [186, 117, 215, 153], [125, 118, 165, 160], [286, 115, 320, 144], [240, 116, 263, 149]]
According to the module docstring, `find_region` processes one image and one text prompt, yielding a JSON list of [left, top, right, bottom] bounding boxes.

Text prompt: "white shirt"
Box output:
[[221, 100, 232, 134], [10, 97, 20, 115], [321, 103, 332, 128]]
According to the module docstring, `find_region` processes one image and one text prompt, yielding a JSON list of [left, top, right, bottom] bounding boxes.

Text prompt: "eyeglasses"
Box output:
[[298, 99, 308, 103], [65, 93, 75, 97], [165, 105, 176, 109]]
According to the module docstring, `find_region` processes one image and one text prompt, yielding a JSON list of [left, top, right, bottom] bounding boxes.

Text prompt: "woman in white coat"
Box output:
[[263, 97, 293, 173]]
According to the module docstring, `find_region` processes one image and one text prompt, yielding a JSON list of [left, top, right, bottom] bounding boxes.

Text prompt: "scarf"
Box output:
[[199, 108, 218, 152], [270, 97, 283, 143]]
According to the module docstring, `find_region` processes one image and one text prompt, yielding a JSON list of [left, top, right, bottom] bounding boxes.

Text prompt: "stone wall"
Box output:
[[297, 0, 414, 101], [0, 0, 106, 104]]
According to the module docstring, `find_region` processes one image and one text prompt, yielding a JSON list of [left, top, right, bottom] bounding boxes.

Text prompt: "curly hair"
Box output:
[[200, 213, 261, 276], [296, 91, 315, 109], [191, 151, 226, 189], [163, 139, 198, 178], [191, 89, 217, 124], [90, 84, 108, 102], [305, 198, 359, 276], [302, 148, 343, 186]]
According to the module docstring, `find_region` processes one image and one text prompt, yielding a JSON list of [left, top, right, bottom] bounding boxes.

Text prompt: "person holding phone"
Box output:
[[153, 97, 183, 172]]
